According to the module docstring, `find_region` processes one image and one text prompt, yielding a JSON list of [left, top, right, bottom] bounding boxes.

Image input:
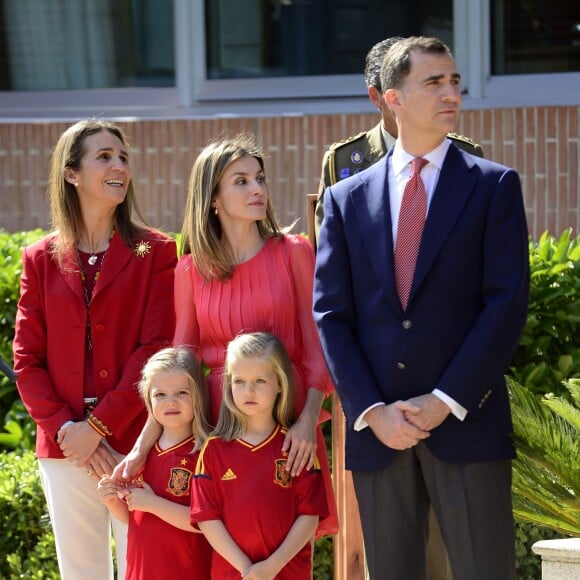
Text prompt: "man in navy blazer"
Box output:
[[314, 37, 529, 579]]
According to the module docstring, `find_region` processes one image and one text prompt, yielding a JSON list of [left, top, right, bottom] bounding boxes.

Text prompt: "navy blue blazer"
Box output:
[[313, 144, 529, 471]]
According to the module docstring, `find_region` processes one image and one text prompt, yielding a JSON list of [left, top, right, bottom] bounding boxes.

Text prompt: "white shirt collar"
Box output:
[[391, 138, 451, 177], [380, 123, 394, 147]]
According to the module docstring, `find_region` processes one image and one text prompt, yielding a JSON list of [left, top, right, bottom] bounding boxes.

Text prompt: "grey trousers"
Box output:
[[353, 443, 515, 580]]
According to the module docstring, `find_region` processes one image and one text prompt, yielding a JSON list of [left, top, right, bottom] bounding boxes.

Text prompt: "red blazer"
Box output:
[[13, 229, 177, 458]]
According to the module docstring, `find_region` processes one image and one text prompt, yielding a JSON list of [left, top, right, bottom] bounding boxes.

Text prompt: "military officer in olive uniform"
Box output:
[[315, 37, 483, 241], [315, 37, 483, 580]]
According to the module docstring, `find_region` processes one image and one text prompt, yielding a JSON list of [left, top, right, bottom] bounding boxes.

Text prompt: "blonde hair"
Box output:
[[213, 332, 295, 440], [47, 118, 146, 266], [139, 347, 211, 450], [180, 133, 283, 280]]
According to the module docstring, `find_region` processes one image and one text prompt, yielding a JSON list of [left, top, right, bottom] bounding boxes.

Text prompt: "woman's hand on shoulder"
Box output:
[[111, 415, 160, 482], [282, 409, 318, 477]]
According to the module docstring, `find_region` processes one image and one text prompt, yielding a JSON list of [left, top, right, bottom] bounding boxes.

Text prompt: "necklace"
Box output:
[[78, 249, 108, 350], [77, 241, 111, 350], [82, 228, 115, 266]]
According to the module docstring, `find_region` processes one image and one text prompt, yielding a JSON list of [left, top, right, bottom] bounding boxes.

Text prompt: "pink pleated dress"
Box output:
[[174, 234, 338, 537]]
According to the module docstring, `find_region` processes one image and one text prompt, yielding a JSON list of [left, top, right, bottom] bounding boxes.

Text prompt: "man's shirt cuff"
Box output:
[[433, 389, 467, 421], [354, 402, 386, 431]]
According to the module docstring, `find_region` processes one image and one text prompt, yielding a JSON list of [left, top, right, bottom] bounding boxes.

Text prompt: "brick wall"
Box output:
[[0, 105, 578, 240]]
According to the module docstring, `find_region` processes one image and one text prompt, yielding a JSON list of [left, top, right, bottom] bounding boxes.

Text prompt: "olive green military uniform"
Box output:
[[315, 122, 483, 241]]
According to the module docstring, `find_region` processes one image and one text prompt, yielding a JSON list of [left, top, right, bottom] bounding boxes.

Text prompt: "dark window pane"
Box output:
[[491, 0, 580, 75], [0, 0, 175, 91], [205, 0, 454, 79]]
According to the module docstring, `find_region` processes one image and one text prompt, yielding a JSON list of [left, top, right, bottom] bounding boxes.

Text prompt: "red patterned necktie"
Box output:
[[394, 157, 429, 310]]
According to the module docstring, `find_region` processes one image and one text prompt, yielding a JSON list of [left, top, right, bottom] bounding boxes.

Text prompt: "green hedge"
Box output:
[[0, 451, 59, 579], [510, 229, 580, 397], [0, 229, 44, 449]]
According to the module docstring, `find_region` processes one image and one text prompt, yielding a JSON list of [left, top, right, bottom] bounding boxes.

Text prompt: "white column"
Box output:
[[532, 538, 580, 580]]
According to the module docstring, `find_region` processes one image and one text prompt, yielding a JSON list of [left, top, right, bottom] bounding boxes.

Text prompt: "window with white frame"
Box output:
[[204, 0, 454, 80], [0, 0, 578, 116], [0, 0, 175, 91], [491, 0, 579, 75]]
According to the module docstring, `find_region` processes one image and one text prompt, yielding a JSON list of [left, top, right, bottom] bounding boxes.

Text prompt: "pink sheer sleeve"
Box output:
[[173, 255, 200, 351], [287, 235, 334, 397]]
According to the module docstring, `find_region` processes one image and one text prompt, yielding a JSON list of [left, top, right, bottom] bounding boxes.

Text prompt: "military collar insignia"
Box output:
[[351, 150, 363, 164]]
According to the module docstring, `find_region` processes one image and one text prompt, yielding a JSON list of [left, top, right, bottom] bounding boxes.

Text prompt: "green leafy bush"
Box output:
[[514, 520, 560, 580], [0, 229, 45, 370], [0, 450, 58, 579], [506, 230, 580, 576], [510, 229, 580, 397], [313, 535, 333, 580], [0, 229, 45, 451]]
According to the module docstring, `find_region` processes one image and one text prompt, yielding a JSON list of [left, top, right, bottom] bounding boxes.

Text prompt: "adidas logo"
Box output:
[[221, 468, 237, 481]]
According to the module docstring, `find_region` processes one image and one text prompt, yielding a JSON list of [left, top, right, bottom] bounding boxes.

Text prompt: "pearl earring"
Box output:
[[214, 207, 218, 216]]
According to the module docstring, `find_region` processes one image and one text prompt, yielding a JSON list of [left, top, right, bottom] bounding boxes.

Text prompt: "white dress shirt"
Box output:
[[355, 138, 467, 431]]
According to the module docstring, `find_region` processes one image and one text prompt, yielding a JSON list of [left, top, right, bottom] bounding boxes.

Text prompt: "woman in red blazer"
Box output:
[[12, 119, 177, 580]]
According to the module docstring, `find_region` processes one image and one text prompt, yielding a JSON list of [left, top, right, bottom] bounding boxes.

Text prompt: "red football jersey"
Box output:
[[191, 424, 327, 579], [126, 436, 212, 580]]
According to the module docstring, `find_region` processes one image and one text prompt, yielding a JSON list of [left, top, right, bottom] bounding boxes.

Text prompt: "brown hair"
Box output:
[[180, 133, 283, 280], [48, 118, 146, 265], [380, 36, 453, 93], [364, 36, 404, 91]]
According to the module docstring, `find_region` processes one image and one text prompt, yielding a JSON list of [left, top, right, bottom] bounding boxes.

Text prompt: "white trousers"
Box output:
[[38, 457, 128, 580]]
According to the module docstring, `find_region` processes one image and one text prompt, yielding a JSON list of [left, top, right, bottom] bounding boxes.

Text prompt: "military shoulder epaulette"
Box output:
[[447, 132, 477, 146], [328, 131, 367, 151]]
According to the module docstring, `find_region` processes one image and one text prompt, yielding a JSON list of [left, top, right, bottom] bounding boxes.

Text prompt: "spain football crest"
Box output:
[[274, 458, 292, 488], [167, 467, 192, 496]]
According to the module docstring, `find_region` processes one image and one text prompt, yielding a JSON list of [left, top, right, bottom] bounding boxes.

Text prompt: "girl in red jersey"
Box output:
[[191, 333, 328, 579], [98, 348, 212, 580]]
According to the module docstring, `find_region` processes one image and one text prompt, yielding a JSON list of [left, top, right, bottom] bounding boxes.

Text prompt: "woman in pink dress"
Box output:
[[116, 133, 337, 538]]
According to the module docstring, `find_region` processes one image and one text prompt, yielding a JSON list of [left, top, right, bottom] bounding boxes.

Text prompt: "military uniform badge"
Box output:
[[351, 150, 363, 164]]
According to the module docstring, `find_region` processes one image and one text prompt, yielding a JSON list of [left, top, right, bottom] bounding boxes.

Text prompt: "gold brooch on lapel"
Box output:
[[134, 240, 151, 258]]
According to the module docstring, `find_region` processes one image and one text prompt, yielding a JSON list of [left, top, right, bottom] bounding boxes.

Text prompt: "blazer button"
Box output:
[[397, 362, 406, 370], [95, 324, 105, 333], [402, 320, 413, 330], [99, 369, 109, 379]]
